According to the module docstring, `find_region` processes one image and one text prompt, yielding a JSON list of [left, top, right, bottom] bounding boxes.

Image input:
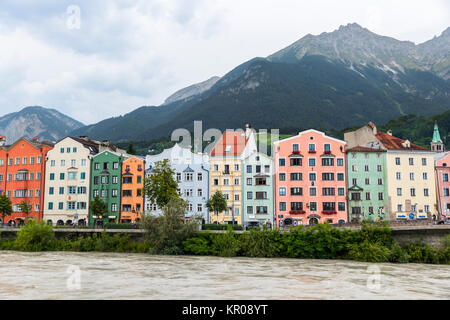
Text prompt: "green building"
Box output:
[[89, 150, 124, 226], [242, 152, 274, 229], [346, 147, 389, 222]]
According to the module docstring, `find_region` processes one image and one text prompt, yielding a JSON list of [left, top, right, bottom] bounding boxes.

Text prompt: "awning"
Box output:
[[108, 216, 116, 219]]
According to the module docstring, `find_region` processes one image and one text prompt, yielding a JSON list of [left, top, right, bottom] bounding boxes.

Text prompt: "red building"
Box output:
[[0, 137, 53, 226]]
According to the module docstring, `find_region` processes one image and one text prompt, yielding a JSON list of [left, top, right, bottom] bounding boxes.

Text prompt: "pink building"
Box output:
[[434, 152, 450, 223], [273, 129, 347, 227]]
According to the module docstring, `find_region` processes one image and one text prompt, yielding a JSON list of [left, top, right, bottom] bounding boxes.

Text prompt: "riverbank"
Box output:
[[1, 221, 449, 264]]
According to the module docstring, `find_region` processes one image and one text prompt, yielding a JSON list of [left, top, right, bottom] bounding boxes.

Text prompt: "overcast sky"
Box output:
[[1, 0, 449, 125]]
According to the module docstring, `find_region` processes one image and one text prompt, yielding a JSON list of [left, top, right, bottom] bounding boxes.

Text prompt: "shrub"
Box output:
[[183, 234, 213, 255], [240, 229, 280, 258], [211, 230, 241, 257], [403, 242, 440, 264], [202, 224, 243, 231], [348, 240, 390, 262], [388, 242, 410, 263], [14, 220, 55, 251]]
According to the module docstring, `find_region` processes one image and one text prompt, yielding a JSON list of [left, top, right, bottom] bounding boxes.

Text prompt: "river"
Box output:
[[0, 251, 448, 299]]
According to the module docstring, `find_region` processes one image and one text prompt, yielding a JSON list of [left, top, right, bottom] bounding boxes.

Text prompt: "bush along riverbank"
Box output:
[[0, 220, 449, 264]]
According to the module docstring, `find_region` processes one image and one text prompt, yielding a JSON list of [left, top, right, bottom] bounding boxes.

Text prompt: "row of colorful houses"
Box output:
[[0, 121, 449, 227]]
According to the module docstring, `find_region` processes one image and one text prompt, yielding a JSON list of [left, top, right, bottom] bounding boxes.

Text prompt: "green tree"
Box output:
[[206, 191, 227, 222], [0, 194, 12, 224], [141, 197, 198, 254], [18, 200, 32, 220], [144, 159, 179, 209], [127, 142, 136, 155], [90, 196, 108, 225]]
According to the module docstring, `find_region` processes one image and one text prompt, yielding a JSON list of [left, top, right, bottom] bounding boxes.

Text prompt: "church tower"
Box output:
[[431, 121, 444, 152]]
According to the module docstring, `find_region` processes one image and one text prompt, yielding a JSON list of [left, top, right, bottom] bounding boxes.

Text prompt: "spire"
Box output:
[[432, 121, 443, 143]]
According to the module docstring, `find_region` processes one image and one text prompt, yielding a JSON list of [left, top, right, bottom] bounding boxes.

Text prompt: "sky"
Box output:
[[0, 0, 449, 125]]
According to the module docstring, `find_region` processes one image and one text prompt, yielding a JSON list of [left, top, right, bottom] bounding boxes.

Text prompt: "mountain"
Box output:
[[0, 106, 84, 144], [72, 24, 450, 143], [163, 76, 221, 105]]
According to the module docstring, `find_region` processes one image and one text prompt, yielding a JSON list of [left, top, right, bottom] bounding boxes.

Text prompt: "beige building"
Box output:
[[345, 122, 437, 220], [43, 137, 124, 226], [209, 127, 257, 225]]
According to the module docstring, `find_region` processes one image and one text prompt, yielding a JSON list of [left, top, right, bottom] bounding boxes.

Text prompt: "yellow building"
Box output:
[[209, 127, 257, 225], [345, 122, 438, 220]]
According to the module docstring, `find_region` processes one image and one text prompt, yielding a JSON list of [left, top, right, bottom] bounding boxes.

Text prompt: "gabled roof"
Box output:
[[346, 146, 386, 153], [210, 130, 250, 157], [2, 137, 54, 151], [375, 131, 428, 151], [183, 166, 195, 173]]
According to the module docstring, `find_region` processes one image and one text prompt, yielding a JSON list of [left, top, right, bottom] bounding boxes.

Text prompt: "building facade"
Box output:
[[89, 150, 125, 226], [346, 147, 389, 222], [273, 129, 348, 227], [120, 156, 145, 223], [145, 144, 210, 222], [241, 152, 274, 228], [0, 137, 53, 226], [345, 122, 437, 221], [43, 137, 98, 226], [209, 127, 257, 225]]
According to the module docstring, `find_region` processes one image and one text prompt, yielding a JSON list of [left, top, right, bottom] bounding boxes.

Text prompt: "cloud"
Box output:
[[0, 0, 448, 124]]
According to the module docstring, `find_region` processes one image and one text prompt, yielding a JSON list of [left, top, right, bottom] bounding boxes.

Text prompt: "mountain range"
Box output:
[[1, 23, 449, 144], [0, 107, 84, 144]]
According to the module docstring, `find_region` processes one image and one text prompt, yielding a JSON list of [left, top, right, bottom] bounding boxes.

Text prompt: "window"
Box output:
[[410, 173, 415, 181], [395, 157, 400, 165], [67, 202, 76, 210], [48, 159, 54, 166], [322, 202, 336, 211], [309, 144, 315, 152], [309, 158, 316, 166], [255, 192, 267, 200], [60, 173, 65, 180], [71, 159, 76, 167], [247, 206, 253, 214], [409, 158, 414, 165], [424, 188, 429, 197], [60, 160, 65, 167], [352, 165, 357, 172], [111, 204, 118, 212], [77, 187, 86, 194], [397, 204, 403, 212], [48, 202, 53, 210], [50, 173, 55, 181], [422, 158, 427, 166], [364, 165, 369, 172], [113, 162, 119, 170], [292, 144, 299, 152], [338, 202, 345, 211], [223, 178, 229, 186], [410, 188, 416, 197], [366, 192, 371, 200], [185, 172, 193, 182], [378, 178, 383, 185], [309, 187, 317, 196], [213, 179, 219, 186], [290, 187, 302, 196], [197, 204, 203, 212], [290, 158, 302, 166], [279, 173, 286, 181], [423, 172, 428, 180], [351, 193, 361, 201], [81, 159, 86, 166], [184, 189, 193, 197], [322, 158, 334, 166], [68, 172, 76, 180], [377, 165, 382, 172], [444, 188, 450, 197], [322, 188, 335, 196], [247, 192, 253, 200], [68, 186, 76, 194], [279, 187, 286, 196], [94, 163, 100, 170], [365, 178, 370, 185], [337, 173, 344, 181], [234, 164, 239, 171], [290, 173, 302, 181], [322, 173, 334, 181], [309, 173, 316, 181], [396, 172, 401, 180], [279, 158, 285, 166], [60, 148, 64, 153], [214, 164, 218, 171], [378, 193, 384, 201], [291, 202, 303, 210], [80, 172, 86, 180], [425, 205, 430, 213], [338, 187, 345, 196], [264, 165, 270, 173], [337, 158, 344, 166], [310, 202, 317, 211], [255, 165, 261, 173], [197, 189, 202, 197], [397, 188, 402, 196], [352, 178, 357, 186], [49, 187, 54, 195], [279, 202, 286, 211], [176, 173, 181, 181], [59, 187, 64, 195], [197, 173, 202, 181], [443, 173, 449, 182], [246, 178, 252, 185]]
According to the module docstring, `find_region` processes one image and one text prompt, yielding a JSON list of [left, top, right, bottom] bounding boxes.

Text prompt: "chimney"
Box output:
[[32, 138, 39, 142], [387, 130, 392, 136], [0, 136, 6, 147], [101, 140, 110, 147], [368, 121, 377, 135], [79, 136, 89, 141]]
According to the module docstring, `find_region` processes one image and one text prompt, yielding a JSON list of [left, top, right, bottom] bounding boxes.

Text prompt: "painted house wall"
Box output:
[[273, 129, 348, 227], [43, 137, 91, 225], [434, 152, 450, 222], [90, 150, 124, 225], [209, 157, 243, 225], [386, 151, 437, 220], [145, 144, 210, 222], [0, 138, 52, 225], [120, 156, 145, 223], [241, 152, 274, 228], [346, 150, 389, 222]]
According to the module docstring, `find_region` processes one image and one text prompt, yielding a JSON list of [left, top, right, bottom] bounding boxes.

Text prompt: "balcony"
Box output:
[[289, 210, 305, 215], [308, 150, 316, 154], [324, 150, 332, 154], [321, 210, 337, 215], [222, 170, 230, 175], [292, 150, 301, 155]]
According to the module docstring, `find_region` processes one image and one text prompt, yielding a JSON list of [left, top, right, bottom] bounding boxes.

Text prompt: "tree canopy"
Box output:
[[144, 159, 179, 209]]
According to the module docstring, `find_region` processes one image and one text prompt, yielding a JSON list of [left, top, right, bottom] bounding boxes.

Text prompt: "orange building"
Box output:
[[0, 137, 54, 226], [120, 156, 145, 223]]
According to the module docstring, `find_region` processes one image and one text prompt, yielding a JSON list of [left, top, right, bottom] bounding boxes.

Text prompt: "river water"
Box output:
[[0, 251, 448, 299]]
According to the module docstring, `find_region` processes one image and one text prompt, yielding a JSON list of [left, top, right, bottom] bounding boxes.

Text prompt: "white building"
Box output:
[[145, 144, 210, 222]]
